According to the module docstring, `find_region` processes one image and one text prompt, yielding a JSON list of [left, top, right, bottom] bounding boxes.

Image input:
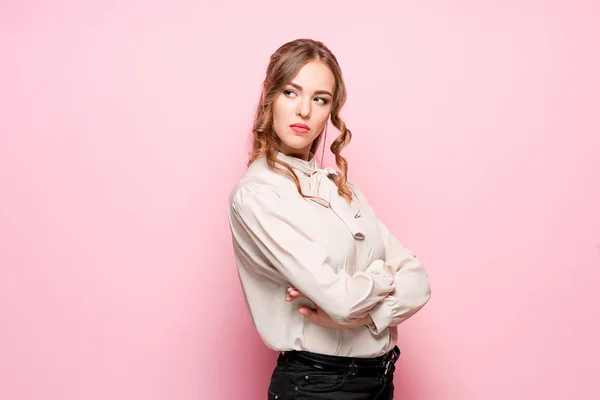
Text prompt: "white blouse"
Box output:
[[227, 151, 431, 358]]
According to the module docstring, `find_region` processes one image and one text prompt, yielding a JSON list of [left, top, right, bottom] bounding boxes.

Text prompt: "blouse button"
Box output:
[[294, 386, 299, 391], [305, 375, 309, 380]]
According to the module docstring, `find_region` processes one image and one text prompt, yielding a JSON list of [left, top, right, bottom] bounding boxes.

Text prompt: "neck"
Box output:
[[278, 145, 312, 161]]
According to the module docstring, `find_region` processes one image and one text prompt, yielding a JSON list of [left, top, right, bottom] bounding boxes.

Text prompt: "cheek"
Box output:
[[272, 100, 293, 125], [315, 110, 330, 128]]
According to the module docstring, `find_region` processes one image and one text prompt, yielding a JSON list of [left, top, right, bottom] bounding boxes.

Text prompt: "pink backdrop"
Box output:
[[1, 1, 598, 399]]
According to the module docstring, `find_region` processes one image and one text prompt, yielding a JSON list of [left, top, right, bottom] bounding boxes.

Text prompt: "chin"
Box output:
[[280, 135, 314, 150]]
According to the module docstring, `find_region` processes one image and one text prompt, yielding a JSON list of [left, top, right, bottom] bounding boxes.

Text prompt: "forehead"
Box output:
[[290, 61, 335, 93]]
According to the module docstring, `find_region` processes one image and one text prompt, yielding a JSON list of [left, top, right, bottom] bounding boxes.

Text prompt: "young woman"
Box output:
[[228, 38, 431, 399]]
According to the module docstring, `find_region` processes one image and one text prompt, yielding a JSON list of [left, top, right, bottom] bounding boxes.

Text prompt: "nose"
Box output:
[[296, 98, 311, 119]]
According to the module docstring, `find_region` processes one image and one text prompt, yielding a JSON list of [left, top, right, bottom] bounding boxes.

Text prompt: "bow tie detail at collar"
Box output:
[[275, 152, 365, 241]]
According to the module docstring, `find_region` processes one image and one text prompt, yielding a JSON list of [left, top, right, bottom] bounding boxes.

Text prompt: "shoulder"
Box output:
[[229, 180, 278, 208], [346, 179, 377, 216], [346, 179, 366, 202], [228, 157, 287, 213]]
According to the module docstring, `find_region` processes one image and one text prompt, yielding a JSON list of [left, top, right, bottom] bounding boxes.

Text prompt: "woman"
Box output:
[[227, 38, 431, 399]]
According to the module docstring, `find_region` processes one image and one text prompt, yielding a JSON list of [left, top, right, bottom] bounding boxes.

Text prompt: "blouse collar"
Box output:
[[273, 151, 364, 240], [275, 151, 318, 176]]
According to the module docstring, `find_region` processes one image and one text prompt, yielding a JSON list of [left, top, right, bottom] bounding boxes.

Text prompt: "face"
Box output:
[[272, 60, 335, 160]]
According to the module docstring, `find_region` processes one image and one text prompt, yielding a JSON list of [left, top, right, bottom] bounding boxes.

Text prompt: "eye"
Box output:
[[314, 97, 329, 105], [283, 89, 296, 97]]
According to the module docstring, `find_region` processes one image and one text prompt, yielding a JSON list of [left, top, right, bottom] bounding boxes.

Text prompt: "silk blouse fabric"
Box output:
[[227, 151, 431, 358]]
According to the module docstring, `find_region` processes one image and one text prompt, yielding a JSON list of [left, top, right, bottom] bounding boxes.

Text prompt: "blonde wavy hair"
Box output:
[[247, 38, 354, 203]]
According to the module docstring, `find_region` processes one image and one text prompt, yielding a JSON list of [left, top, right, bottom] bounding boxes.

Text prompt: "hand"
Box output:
[[286, 286, 308, 301], [286, 286, 373, 329]]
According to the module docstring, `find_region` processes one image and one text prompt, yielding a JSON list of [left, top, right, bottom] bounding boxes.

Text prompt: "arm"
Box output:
[[286, 286, 375, 329], [229, 182, 398, 325], [366, 219, 431, 334], [349, 183, 432, 335]]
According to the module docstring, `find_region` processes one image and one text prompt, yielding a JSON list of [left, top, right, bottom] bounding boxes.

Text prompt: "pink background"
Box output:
[[1, 1, 599, 399]]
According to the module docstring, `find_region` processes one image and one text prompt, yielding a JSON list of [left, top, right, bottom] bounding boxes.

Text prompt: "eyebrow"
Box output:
[[288, 82, 333, 97]]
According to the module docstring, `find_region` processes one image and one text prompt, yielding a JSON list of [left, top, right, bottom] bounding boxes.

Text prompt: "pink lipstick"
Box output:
[[290, 123, 310, 134]]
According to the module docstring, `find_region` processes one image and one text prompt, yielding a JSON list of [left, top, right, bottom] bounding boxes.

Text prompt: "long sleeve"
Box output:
[[366, 219, 431, 334], [229, 182, 398, 325], [349, 183, 432, 335]]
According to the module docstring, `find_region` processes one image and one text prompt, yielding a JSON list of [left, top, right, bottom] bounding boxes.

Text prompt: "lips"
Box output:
[[290, 123, 310, 134]]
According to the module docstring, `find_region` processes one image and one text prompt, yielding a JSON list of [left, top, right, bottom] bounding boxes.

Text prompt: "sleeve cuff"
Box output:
[[364, 259, 395, 288], [366, 300, 393, 336]]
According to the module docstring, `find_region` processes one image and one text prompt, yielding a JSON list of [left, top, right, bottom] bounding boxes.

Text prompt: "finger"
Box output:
[[299, 307, 315, 319], [286, 292, 306, 301]]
